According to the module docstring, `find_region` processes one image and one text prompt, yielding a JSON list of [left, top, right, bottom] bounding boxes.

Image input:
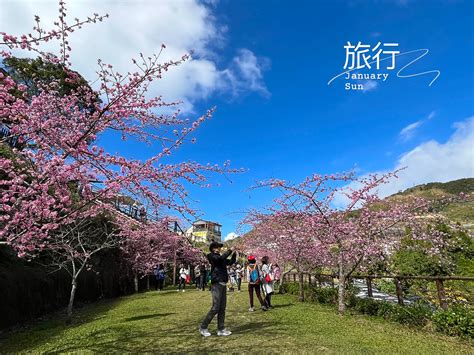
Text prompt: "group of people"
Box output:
[[169, 258, 280, 297], [227, 264, 243, 292], [247, 255, 280, 311], [153, 241, 282, 337], [199, 241, 281, 337]]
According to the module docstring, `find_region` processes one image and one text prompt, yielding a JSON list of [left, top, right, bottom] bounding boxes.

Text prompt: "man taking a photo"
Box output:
[[199, 240, 236, 337]]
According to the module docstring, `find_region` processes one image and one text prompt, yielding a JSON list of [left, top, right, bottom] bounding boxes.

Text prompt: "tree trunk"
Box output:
[[367, 277, 373, 298], [146, 275, 150, 291], [134, 274, 139, 293], [279, 269, 292, 294], [436, 279, 448, 310], [279, 275, 286, 294], [338, 263, 346, 315], [173, 250, 177, 286], [298, 271, 305, 302], [394, 278, 404, 306], [66, 278, 78, 325]]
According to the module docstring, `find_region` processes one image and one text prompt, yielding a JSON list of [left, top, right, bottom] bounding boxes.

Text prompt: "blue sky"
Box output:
[[2, 0, 473, 239], [177, 0, 474, 237]]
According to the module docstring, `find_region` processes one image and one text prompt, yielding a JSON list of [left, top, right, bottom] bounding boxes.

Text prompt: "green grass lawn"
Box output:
[[1, 285, 472, 354]]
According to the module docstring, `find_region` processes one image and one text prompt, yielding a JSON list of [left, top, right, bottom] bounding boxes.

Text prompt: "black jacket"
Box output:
[[207, 249, 236, 284]]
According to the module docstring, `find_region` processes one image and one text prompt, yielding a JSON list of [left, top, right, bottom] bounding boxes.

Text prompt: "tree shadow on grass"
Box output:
[[228, 320, 279, 335], [270, 303, 292, 309], [0, 297, 122, 352], [48, 320, 288, 354], [124, 313, 174, 322]]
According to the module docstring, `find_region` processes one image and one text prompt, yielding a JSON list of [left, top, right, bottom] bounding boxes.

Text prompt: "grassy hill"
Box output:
[[390, 178, 474, 229], [395, 178, 474, 197]]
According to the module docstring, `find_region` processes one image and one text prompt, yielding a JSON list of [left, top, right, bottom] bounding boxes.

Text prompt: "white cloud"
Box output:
[[224, 232, 239, 241], [334, 117, 474, 207], [399, 120, 424, 141], [222, 49, 270, 98], [362, 80, 378, 92], [0, 0, 269, 110], [399, 111, 436, 141]]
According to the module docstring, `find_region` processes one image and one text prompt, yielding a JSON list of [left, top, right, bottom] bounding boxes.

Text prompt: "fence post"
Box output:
[[394, 278, 404, 306], [366, 277, 373, 298], [435, 279, 448, 310], [293, 274, 296, 282]]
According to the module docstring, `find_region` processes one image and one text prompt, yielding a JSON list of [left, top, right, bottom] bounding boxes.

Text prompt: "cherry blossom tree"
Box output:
[[242, 171, 438, 314], [241, 210, 327, 301], [0, 1, 236, 323], [0, 1, 239, 254], [39, 212, 121, 324], [120, 218, 176, 292], [121, 217, 204, 292]]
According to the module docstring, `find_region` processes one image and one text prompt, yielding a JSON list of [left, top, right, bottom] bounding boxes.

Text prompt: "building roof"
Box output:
[[193, 219, 222, 226]]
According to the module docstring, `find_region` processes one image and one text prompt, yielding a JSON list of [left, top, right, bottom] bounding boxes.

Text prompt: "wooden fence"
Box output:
[[283, 272, 474, 310]]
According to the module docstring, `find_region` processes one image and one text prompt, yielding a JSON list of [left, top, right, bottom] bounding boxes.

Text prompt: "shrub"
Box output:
[[376, 301, 396, 318], [284, 283, 337, 304], [375, 279, 397, 294], [286, 283, 472, 339], [352, 298, 431, 327], [344, 284, 359, 308], [433, 305, 474, 339], [386, 302, 432, 327], [283, 282, 304, 295], [354, 298, 381, 316], [309, 286, 337, 304]]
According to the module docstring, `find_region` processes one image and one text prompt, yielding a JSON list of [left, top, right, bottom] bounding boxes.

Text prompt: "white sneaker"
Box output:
[[248, 307, 255, 312], [217, 329, 232, 336], [176, 289, 180, 292], [199, 328, 211, 337], [182, 290, 185, 292]]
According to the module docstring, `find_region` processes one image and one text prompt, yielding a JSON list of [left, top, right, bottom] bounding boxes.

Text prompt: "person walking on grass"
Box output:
[[199, 263, 207, 291], [154, 264, 165, 292], [199, 241, 236, 337], [194, 264, 201, 289], [261, 256, 274, 308], [235, 264, 243, 292], [228, 266, 236, 292], [177, 264, 188, 292], [246, 255, 268, 312], [273, 263, 281, 291]]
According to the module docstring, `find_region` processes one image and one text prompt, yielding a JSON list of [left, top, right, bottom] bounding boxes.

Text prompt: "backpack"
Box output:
[[248, 264, 260, 284]]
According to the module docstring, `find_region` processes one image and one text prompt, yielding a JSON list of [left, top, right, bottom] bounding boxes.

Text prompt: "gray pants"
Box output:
[[200, 283, 227, 330]]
